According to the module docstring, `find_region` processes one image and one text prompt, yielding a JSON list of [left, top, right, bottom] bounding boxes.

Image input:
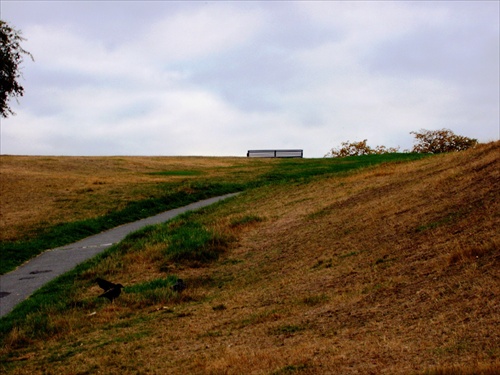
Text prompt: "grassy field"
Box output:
[[0, 153, 425, 274], [0, 143, 498, 374]]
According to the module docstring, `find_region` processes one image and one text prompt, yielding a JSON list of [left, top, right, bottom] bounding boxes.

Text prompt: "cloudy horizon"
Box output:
[[1, 1, 498, 157]]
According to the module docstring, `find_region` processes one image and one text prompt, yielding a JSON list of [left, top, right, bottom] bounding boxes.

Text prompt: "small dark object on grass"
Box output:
[[172, 279, 186, 293], [212, 304, 226, 311], [96, 277, 124, 302]]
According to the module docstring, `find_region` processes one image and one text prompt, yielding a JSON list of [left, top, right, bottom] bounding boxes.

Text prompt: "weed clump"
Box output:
[[124, 276, 182, 306], [162, 219, 233, 265]]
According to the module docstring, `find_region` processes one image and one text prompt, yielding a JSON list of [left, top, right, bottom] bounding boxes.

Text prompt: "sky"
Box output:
[[1, 1, 499, 157]]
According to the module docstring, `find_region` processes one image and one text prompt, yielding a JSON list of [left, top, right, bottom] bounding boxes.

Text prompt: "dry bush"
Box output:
[[325, 139, 401, 157], [325, 139, 374, 157], [325, 139, 399, 158], [326, 128, 477, 158], [411, 128, 478, 154]]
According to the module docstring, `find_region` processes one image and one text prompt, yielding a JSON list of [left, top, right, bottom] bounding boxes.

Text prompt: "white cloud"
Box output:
[[297, 1, 447, 44], [130, 4, 265, 63]]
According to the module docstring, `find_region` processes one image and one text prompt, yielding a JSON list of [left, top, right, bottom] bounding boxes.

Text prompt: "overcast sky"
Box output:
[[1, 1, 498, 157]]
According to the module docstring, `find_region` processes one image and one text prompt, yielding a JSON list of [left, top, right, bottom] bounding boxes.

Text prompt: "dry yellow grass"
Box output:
[[1, 142, 499, 374], [0, 155, 273, 241]]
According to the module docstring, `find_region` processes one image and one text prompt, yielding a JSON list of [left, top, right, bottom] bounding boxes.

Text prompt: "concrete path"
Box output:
[[0, 193, 239, 318]]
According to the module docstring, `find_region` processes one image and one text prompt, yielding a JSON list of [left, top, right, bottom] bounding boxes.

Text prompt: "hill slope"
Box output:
[[1, 142, 498, 374]]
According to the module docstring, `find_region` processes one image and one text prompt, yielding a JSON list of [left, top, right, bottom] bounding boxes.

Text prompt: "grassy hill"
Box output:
[[1, 142, 498, 374], [0, 153, 425, 274]]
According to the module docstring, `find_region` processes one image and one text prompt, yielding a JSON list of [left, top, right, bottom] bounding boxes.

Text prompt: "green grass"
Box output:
[[124, 276, 181, 306], [125, 277, 175, 293], [257, 153, 429, 184], [0, 212, 228, 342], [118, 215, 234, 266], [0, 264, 89, 342], [163, 220, 231, 264], [0, 182, 242, 274], [0, 249, 175, 342]]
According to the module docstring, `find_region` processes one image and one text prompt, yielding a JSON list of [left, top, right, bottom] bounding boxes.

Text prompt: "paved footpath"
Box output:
[[0, 193, 239, 318]]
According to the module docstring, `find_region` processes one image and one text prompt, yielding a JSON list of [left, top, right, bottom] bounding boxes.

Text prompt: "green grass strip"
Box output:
[[0, 182, 243, 274]]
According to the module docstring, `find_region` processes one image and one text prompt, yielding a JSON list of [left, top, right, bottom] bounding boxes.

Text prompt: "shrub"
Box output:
[[325, 139, 400, 158], [411, 128, 478, 154], [325, 128, 477, 158]]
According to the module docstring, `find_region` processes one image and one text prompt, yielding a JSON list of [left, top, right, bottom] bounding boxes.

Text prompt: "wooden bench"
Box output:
[[247, 149, 303, 158]]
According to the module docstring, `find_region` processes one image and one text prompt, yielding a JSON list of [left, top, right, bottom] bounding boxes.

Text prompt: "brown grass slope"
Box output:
[[2, 142, 499, 374]]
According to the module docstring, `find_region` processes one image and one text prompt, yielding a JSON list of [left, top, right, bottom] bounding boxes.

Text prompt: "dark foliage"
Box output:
[[0, 20, 33, 118]]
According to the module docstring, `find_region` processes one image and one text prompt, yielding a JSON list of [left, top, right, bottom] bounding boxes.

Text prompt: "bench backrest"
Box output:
[[247, 149, 303, 158]]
